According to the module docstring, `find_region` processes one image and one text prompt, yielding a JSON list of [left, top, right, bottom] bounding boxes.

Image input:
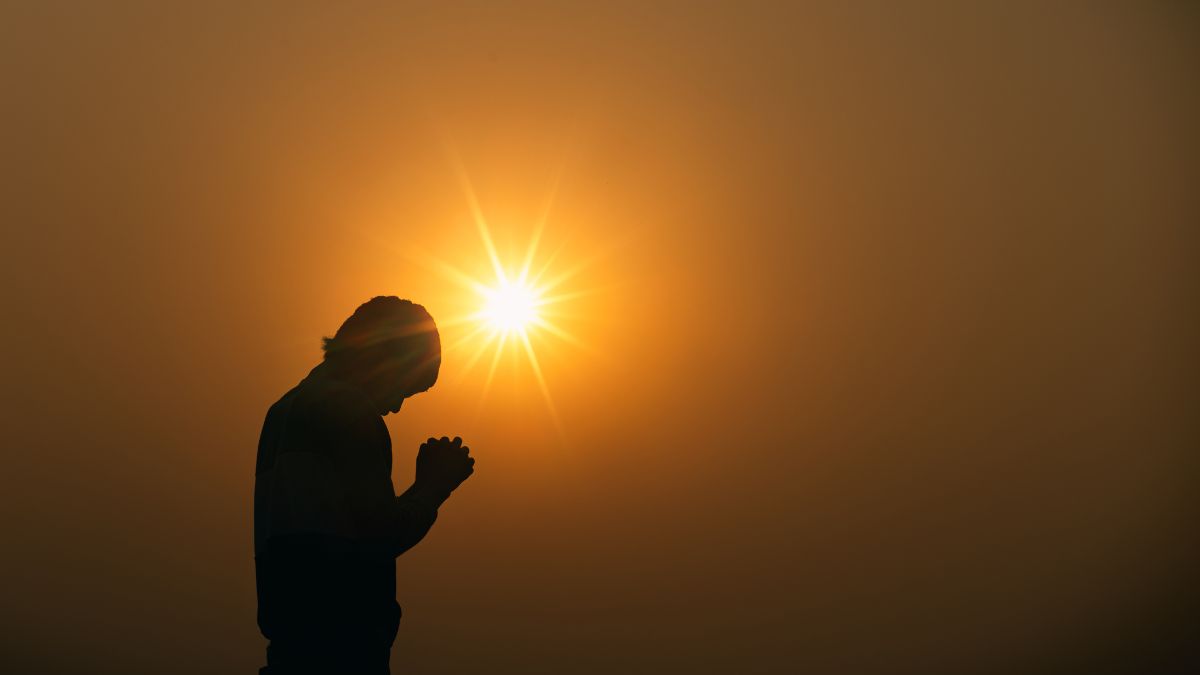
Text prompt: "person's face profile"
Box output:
[[368, 334, 440, 415]]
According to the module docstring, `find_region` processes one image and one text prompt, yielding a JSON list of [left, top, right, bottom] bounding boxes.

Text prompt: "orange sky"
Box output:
[[2, 3, 1198, 673]]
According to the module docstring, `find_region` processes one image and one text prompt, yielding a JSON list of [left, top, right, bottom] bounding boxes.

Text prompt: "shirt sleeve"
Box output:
[[315, 388, 441, 558]]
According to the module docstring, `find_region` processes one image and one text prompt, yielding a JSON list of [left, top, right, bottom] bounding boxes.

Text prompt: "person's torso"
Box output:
[[254, 371, 400, 646]]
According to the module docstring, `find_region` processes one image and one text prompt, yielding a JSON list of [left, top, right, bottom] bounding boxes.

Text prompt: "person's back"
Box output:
[[253, 297, 475, 675]]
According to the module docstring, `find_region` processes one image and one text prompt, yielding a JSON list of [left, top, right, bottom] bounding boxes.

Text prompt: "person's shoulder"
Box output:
[[296, 377, 378, 426]]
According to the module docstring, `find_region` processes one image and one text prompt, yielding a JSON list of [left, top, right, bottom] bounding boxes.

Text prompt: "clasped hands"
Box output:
[[414, 436, 475, 500]]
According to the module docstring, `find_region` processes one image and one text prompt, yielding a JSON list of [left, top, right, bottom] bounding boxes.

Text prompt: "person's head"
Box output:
[[322, 296, 441, 414]]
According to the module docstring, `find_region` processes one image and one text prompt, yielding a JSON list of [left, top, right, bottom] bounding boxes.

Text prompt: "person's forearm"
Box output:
[[380, 485, 446, 557], [400, 482, 451, 511]]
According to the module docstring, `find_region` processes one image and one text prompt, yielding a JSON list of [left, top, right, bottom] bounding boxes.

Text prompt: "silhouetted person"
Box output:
[[254, 297, 475, 674]]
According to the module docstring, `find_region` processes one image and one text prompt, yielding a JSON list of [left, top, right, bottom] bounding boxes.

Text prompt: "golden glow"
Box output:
[[479, 278, 541, 334], [395, 148, 606, 435]]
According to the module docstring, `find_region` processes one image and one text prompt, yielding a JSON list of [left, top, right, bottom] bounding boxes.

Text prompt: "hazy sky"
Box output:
[[2, 3, 1197, 674]]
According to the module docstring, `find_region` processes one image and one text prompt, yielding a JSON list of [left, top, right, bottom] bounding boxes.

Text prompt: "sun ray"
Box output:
[[434, 312, 488, 331], [448, 151, 506, 283], [533, 286, 610, 308], [520, 330, 564, 436], [518, 161, 565, 284], [401, 245, 492, 296], [441, 321, 492, 356], [532, 306, 600, 322], [420, 151, 605, 443], [518, 210, 546, 285], [452, 328, 499, 387], [528, 315, 591, 352], [526, 241, 565, 288], [535, 250, 604, 294], [477, 331, 509, 402]]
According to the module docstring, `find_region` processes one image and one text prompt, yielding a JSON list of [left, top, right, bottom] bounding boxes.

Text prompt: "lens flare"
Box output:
[[390, 146, 609, 436], [480, 279, 541, 334]]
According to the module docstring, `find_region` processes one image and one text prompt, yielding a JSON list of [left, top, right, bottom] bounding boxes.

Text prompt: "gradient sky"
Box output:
[[2, 3, 1197, 674]]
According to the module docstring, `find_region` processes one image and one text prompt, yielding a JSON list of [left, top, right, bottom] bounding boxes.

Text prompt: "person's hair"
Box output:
[[322, 296, 440, 391]]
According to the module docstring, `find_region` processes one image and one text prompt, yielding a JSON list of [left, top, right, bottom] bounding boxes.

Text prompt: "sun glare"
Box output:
[[480, 279, 541, 334], [393, 148, 607, 435]]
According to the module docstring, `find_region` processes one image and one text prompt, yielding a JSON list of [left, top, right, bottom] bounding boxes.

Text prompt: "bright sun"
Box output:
[[396, 151, 603, 434], [480, 279, 541, 334]]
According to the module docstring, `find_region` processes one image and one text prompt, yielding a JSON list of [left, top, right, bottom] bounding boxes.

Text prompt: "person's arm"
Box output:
[[321, 393, 473, 558], [313, 390, 426, 557], [369, 483, 440, 558], [387, 436, 476, 551], [357, 437, 475, 557]]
